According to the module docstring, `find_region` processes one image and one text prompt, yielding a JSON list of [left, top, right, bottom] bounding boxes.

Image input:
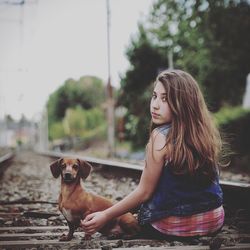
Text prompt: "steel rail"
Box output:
[[38, 150, 250, 188], [0, 151, 15, 176], [0, 150, 250, 249], [0, 152, 15, 165], [37, 150, 250, 210]]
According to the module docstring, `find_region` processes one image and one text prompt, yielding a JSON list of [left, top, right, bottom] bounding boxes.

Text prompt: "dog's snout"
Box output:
[[64, 172, 73, 180]]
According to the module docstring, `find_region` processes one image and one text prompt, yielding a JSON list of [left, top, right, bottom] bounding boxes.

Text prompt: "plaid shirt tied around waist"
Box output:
[[151, 205, 224, 237]]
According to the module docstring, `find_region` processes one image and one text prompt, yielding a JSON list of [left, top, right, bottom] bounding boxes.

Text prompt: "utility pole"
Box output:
[[168, 50, 173, 69], [38, 108, 49, 151], [106, 0, 115, 157]]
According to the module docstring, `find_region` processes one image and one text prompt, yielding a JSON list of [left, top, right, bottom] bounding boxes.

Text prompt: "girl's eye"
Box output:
[[162, 97, 167, 102], [152, 94, 157, 99]]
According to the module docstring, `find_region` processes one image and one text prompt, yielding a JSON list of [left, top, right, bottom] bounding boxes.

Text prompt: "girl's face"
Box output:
[[150, 81, 172, 125]]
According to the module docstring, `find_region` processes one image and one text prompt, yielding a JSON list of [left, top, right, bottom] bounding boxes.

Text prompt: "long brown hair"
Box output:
[[151, 69, 222, 180]]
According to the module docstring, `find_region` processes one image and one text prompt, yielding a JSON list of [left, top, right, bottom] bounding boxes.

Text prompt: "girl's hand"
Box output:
[[81, 211, 108, 234]]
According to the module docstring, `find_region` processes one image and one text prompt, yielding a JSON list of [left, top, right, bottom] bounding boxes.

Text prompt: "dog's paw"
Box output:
[[107, 233, 122, 240], [84, 234, 92, 240], [59, 233, 73, 241]]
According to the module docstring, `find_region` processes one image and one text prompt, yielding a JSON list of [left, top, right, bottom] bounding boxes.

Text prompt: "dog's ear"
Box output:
[[77, 159, 92, 179], [50, 158, 63, 178]]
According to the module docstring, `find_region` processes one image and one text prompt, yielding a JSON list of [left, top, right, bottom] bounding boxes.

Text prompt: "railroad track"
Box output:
[[39, 150, 250, 209], [0, 150, 250, 250], [0, 150, 15, 177]]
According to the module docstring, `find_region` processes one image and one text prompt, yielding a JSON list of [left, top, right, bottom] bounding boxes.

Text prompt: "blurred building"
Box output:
[[0, 117, 37, 148]]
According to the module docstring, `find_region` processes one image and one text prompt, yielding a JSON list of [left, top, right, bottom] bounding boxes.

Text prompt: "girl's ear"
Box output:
[[50, 158, 62, 178], [77, 159, 92, 179]]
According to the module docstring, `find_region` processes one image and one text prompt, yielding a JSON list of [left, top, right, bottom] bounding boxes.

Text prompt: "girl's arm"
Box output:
[[81, 130, 167, 234]]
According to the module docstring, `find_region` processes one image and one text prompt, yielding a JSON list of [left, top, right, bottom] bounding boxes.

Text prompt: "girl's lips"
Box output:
[[151, 112, 160, 119]]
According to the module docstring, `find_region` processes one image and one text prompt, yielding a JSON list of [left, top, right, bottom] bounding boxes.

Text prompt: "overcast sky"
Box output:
[[0, 0, 153, 120]]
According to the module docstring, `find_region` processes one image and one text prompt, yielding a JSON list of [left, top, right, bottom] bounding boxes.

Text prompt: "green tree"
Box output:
[[202, 1, 250, 109], [49, 122, 66, 140], [63, 106, 86, 137], [118, 25, 168, 148], [147, 0, 250, 110], [119, 0, 250, 148], [62, 106, 106, 137], [47, 76, 105, 124]]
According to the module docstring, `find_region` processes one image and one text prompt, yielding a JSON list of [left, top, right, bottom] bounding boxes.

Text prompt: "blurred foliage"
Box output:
[[118, 25, 168, 148], [118, 0, 250, 149], [63, 106, 105, 138], [214, 107, 250, 170], [47, 76, 105, 125], [214, 106, 250, 127], [47, 76, 107, 148], [49, 106, 106, 148], [146, 0, 250, 110], [201, 1, 250, 110], [215, 106, 250, 155], [49, 122, 66, 140]]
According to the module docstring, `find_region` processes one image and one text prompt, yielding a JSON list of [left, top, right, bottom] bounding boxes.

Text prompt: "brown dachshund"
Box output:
[[50, 158, 140, 241]]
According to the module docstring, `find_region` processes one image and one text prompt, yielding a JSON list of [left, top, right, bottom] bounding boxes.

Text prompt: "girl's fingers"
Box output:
[[81, 220, 97, 232], [81, 212, 105, 233], [81, 215, 96, 227], [85, 213, 95, 221], [82, 220, 92, 227], [82, 224, 96, 234], [86, 229, 96, 234]]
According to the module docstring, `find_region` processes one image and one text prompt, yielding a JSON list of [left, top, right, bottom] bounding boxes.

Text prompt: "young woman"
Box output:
[[81, 69, 224, 239]]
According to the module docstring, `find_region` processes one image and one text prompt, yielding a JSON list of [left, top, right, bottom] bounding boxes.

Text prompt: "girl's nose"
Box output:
[[152, 98, 160, 109]]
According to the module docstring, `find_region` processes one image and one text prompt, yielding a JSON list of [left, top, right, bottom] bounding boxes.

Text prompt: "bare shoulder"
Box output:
[[148, 128, 167, 157]]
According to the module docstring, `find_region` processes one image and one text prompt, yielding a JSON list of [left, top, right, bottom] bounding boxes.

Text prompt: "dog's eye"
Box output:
[[61, 164, 66, 169], [73, 164, 79, 170]]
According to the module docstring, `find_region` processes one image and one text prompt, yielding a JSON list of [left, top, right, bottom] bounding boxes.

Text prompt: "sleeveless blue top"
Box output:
[[138, 124, 223, 225]]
